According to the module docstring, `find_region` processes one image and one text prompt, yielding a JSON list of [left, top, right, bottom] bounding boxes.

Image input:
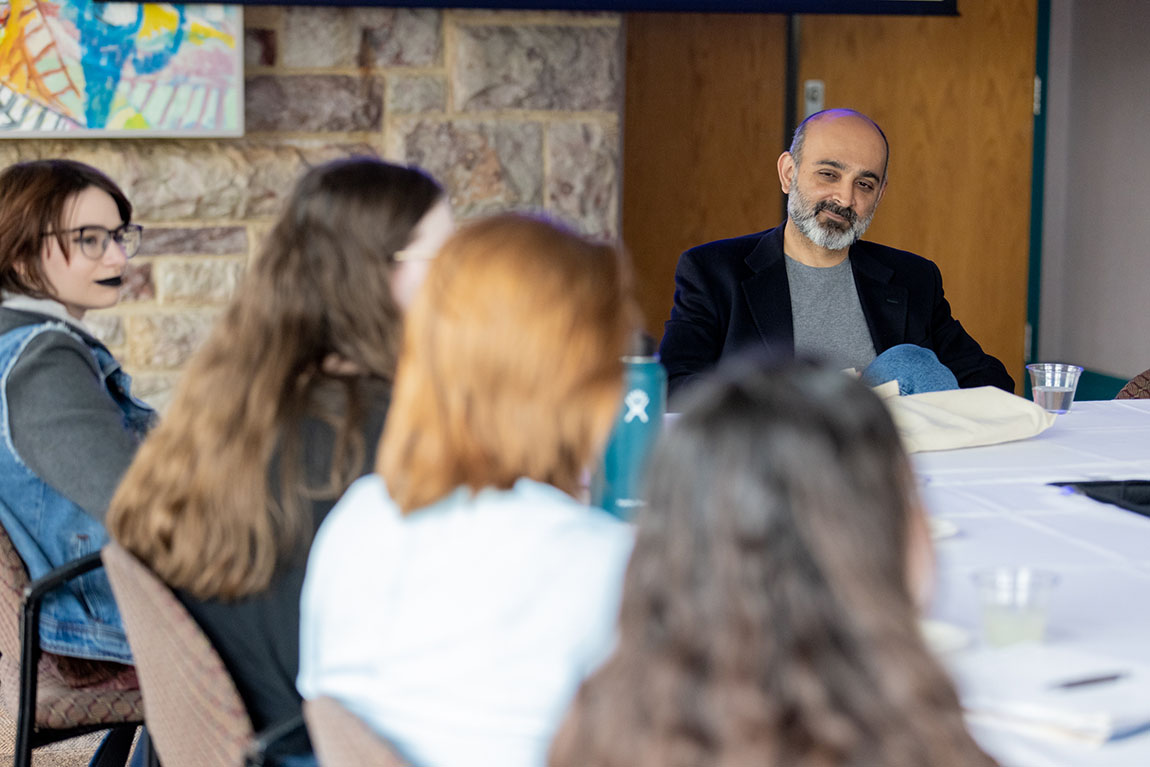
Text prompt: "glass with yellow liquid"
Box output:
[[974, 567, 1059, 647]]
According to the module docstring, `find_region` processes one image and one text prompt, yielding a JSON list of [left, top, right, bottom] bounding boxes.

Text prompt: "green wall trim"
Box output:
[[1076, 369, 1128, 401], [1027, 0, 1051, 363], [1021, 3, 1123, 404]]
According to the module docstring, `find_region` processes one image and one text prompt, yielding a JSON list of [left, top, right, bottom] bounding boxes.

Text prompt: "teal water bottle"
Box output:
[[592, 337, 667, 520]]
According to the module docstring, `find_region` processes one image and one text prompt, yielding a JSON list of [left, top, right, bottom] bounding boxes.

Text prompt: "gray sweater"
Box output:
[[0, 304, 142, 521]]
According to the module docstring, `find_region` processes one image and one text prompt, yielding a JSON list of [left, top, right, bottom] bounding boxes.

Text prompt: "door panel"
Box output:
[[623, 13, 788, 336]]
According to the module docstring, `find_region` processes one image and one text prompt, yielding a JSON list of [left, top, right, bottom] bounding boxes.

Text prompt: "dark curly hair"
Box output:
[[551, 357, 995, 767]]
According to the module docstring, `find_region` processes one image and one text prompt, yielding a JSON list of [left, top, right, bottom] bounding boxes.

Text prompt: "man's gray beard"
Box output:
[[787, 191, 875, 251]]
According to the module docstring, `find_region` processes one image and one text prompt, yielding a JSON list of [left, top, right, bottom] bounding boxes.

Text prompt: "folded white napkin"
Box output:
[[876, 384, 1057, 453], [948, 645, 1150, 745]]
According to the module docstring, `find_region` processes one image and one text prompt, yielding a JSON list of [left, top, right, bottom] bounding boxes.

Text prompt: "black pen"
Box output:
[[1051, 672, 1129, 690]]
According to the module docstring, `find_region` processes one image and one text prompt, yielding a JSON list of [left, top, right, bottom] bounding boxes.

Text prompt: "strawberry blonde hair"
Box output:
[[379, 213, 637, 513]]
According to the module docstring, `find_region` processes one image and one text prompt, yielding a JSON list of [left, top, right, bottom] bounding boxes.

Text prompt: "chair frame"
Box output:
[[243, 713, 306, 767], [13, 551, 144, 767], [102, 540, 305, 767], [303, 696, 409, 767]]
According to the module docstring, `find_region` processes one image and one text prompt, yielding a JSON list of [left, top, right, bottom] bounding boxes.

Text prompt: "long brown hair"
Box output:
[[108, 157, 444, 599], [551, 358, 996, 767], [379, 213, 636, 514], [0, 159, 132, 297]]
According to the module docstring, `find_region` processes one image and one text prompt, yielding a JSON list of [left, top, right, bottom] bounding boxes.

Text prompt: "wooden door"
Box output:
[[797, 1, 1038, 389], [622, 13, 788, 337]]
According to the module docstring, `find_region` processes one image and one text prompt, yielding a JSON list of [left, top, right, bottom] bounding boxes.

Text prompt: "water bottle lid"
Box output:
[[624, 331, 658, 360]]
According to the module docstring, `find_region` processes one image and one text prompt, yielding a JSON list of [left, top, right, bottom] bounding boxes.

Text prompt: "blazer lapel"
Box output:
[[741, 226, 794, 354], [850, 247, 907, 351]]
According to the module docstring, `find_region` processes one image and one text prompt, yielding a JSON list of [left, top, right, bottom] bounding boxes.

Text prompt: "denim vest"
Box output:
[[0, 321, 154, 663]]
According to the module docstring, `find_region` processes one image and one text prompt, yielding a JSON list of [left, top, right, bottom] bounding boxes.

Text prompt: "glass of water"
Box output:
[[974, 567, 1059, 647], [1026, 363, 1083, 414]]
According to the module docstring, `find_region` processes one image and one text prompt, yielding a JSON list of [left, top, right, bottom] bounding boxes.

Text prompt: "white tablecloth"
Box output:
[[921, 399, 1150, 767]]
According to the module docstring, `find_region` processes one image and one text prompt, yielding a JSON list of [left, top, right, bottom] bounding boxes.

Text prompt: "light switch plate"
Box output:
[[803, 79, 825, 117]]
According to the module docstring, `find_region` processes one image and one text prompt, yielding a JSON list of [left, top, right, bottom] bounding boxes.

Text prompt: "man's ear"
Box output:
[[777, 152, 796, 195]]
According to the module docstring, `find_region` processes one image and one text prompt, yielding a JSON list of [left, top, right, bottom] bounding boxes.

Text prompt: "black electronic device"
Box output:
[[1050, 480, 1150, 520]]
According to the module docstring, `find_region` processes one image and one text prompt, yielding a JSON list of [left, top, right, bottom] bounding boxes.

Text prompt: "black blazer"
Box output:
[[658, 224, 1014, 398]]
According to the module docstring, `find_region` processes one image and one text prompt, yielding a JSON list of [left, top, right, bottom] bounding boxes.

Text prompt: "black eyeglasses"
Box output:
[[46, 224, 144, 260]]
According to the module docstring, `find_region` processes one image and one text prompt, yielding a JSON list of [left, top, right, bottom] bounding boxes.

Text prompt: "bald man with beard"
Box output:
[[658, 108, 1013, 399]]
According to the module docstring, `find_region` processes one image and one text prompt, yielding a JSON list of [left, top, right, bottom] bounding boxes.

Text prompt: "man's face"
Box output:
[[787, 181, 878, 251], [780, 114, 888, 251]]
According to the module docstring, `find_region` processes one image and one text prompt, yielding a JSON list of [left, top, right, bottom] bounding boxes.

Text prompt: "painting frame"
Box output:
[[0, 1, 244, 138], [171, 0, 956, 12]]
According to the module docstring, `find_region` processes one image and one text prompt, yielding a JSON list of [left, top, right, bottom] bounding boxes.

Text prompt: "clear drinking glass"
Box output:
[[1026, 363, 1083, 414], [974, 567, 1059, 647]]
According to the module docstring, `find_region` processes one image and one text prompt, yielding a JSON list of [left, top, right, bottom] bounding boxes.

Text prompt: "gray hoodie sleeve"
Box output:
[[6, 330, 141, 522]]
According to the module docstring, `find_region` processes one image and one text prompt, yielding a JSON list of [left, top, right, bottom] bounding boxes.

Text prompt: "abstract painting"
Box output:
[[0, 1, 242, 136]]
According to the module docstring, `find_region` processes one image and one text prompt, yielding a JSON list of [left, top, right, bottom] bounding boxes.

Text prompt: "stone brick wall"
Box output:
[[0, 8, 622, 410]]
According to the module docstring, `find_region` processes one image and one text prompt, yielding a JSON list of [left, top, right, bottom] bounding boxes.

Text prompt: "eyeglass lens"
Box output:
[[74, 225, 142, 259]]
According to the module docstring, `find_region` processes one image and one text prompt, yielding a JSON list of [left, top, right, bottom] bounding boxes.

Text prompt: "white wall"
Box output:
[[1040, 0, 1150, 378]]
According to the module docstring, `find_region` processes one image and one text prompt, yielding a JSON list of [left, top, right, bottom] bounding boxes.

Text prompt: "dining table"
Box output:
[[920, 398, 1150, 767]]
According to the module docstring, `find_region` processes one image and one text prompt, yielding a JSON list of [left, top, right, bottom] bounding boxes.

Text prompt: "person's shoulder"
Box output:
[[853, 237, 931, 264], [2, 316, 100, 379], [339, 473, 396, 513], [314, 475, 397, 540], [853, 238, 941, 276], [1, 308, 77, 344], [0, 307, 45, 336], [1, 306, 105, 346], [675, 226, 782, 289], [684, 225, 778, 262], [307, 474, 405, 586], [512, 480, 634, 550]]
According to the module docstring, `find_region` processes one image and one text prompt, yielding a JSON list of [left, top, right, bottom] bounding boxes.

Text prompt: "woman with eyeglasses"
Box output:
[[108, 157, 451, 760], [0, 159, 153, 668]]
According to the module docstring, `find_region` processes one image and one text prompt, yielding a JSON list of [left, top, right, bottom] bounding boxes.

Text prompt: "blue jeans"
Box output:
[[860, 344, 959, 395]]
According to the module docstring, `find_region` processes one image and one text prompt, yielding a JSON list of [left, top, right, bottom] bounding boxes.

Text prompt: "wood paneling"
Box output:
[[622, 13, 788, 335], [798, 1, 1038, 388]]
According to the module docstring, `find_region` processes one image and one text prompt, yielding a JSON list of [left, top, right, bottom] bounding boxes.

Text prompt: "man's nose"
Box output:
[[830, 180, 856, 210]]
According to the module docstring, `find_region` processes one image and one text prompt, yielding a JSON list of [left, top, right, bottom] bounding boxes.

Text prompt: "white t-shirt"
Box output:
[[297, 474, 634, 767]]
